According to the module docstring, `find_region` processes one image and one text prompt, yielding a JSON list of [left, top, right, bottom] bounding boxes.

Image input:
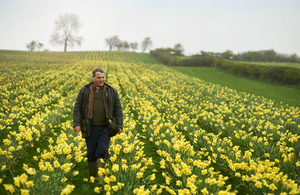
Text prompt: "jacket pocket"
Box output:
[[81, 118, 91, 133], [107, 118, 119, 137]]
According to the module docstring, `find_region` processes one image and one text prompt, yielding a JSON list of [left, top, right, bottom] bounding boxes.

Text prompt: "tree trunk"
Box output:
[[64, 39, 67, 52]]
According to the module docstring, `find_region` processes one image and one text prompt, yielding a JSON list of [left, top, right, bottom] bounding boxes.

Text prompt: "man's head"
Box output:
[[92, 68, 105, 88]]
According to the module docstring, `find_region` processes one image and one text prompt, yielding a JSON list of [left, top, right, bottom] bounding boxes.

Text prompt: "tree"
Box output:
[[36, 43, 44, 51], [50, 13, 83, 52], [141, 37, 153, 52], [26, 41, 44, 51], [105, 35, 121, 50], [163, 47, 175, 54], [290, 53, 299, 62], [26, 40, 36, 51], [221, 50, 233, 59], [264, 49, 276, 62], [116, 42, 124, 50], [244, 52, 257, 61], [123, 41, 130, 51], [130, 42, 138, 51], [173, 43, 184, 55], [200, 50, 209, 57]]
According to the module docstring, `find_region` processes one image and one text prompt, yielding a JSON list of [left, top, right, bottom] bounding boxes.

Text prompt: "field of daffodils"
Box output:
[[0, 50, 299, 195]]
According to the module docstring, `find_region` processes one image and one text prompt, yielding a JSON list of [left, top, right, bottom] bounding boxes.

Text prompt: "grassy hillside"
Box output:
[[168, 66, 300, 108]]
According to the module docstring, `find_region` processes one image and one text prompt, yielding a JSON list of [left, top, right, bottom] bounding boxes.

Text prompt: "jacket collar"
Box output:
[[85, 82, 111, 88]]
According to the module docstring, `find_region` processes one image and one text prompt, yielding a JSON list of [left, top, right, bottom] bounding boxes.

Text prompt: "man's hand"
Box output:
[[74, 126, 81, 133], [118, 127, 122, 134]]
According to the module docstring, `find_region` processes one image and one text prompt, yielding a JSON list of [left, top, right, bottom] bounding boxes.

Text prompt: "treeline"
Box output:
[[26, 40, 44, 51], [150, 49, 214, 67], [236, 50, 299, 63], [157, 43, 185, 56], [151, 49, 300, 85], [104, 35, 153, 52], [196, 49, 300, 63], [26, 12, 154, 52]]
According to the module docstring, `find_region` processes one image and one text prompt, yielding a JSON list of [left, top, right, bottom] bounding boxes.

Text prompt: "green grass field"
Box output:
[[168, 66, 300, 108], [174, 54, 300, 69], [235, 61, 300, 69]]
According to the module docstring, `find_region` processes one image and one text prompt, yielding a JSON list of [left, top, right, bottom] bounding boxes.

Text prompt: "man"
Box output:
[[73, 68, 123, 179]]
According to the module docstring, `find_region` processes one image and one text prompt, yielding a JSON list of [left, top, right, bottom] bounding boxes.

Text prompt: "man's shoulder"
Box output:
[[105, 83, 115, 90], [84, 82, 93, 88], [82, 82, 93, 89], [105, 83, 118, 94], [79, 82, 92, 92]]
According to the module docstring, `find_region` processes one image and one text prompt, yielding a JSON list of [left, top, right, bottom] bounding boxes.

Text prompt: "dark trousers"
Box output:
[[85, 124, 110, 162]]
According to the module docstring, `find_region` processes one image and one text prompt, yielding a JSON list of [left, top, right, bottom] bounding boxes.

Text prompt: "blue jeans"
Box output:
[[85, 125, 110, 162]]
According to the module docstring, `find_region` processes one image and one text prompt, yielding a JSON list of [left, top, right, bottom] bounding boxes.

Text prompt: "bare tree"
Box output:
[[26, 40, 36, 51], [130, 42, 138, 51], [50, 13, 83, 52], [105, 35, 121, 50], [141, 37, 152, 52]]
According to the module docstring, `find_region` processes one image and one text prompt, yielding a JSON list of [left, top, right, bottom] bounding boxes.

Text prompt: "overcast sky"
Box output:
[[1, 0, 300, 56]]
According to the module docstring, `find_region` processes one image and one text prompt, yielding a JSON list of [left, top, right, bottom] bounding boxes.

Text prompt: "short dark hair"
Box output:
[[92, 68, 105, 77]]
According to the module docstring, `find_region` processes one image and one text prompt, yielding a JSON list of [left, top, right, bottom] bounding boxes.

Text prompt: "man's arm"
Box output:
[[113, 90, 123, 129], [118, 127, 122, 134], [73, 88, 83, 132], [74, 126, 81, 133]]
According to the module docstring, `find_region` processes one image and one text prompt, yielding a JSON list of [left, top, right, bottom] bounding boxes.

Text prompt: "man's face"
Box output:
[[93, 72, 105, 87]]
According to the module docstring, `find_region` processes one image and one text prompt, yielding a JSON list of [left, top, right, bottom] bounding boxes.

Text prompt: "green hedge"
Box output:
[[214, 59, 300, 85], [150, 49, 300, 85], [150, 49, 213, 67]]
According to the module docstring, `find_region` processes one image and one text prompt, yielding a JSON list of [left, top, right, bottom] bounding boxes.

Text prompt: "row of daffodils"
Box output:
[[0, 50, 299, 194], [124, 62, 299, 194], [0, 61, 95, 179]]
